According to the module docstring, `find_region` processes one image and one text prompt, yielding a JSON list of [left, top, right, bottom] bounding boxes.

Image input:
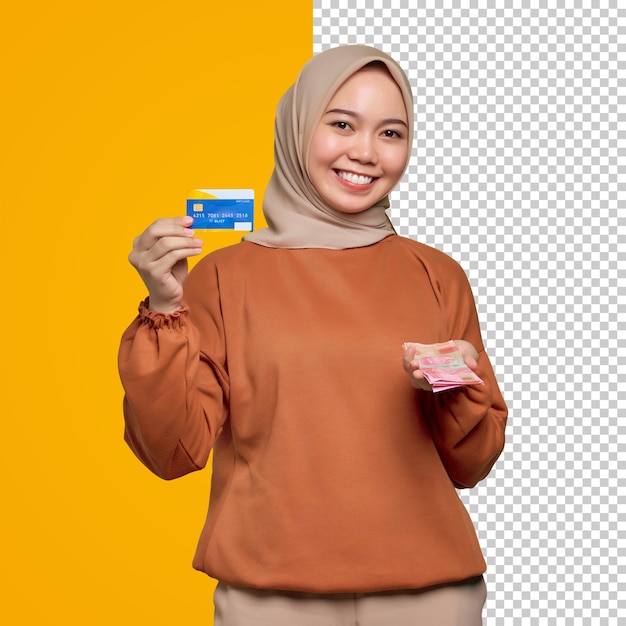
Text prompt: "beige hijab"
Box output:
[[243, 45, 414, 250]]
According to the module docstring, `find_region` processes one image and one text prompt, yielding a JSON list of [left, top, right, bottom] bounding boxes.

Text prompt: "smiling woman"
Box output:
[[119, 44, 507, 626]]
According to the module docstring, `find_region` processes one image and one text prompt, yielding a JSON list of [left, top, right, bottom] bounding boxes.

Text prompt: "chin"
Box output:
[[334, 206, 371, 215], [323, 199, 369, 214]]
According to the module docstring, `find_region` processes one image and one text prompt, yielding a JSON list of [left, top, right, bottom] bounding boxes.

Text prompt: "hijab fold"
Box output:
[[243, 45, 414, 250]]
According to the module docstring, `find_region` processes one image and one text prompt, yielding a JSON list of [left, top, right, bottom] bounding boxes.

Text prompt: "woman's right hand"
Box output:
[[128, 216, 203, 313]]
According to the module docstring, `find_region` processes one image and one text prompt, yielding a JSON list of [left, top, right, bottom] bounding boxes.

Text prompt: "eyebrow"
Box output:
[[324, 108, 408, 129]]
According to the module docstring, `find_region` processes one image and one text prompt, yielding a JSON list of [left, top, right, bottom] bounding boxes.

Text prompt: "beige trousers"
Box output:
[[213, 576, 486, 626]]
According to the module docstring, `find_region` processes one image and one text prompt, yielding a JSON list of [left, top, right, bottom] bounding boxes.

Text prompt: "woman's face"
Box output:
[[307, 65, 409, 215]]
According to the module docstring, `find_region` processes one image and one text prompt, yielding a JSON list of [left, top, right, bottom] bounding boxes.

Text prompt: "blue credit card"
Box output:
[[186, 189, 254, 231]]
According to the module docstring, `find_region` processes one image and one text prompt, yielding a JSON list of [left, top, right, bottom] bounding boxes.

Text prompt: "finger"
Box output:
[[148, 234, 203, 258], [410, 369, 432, 392], [463, 353, 478, 370], [454, 340, 479, 370], [130, 237, 202, 272], [132, 231, 193, 261], [151, 245, 203, 268], [411, 368, 425, 381], [402, 344, 418, 372], [133, 217, 196, 253]]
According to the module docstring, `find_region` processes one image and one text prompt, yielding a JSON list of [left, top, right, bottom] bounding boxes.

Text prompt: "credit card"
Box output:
[[186, 189, 254, 231]]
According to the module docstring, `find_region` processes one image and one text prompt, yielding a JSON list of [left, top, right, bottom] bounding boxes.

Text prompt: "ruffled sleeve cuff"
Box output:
[[138, 298, 190, 329]]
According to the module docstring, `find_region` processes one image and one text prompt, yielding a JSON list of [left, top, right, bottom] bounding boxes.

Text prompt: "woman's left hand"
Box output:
[[403, 340, 479, 391]]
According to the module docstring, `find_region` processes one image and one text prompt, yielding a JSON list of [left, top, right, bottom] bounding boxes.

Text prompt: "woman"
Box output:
[[119, 45, 507, 625]]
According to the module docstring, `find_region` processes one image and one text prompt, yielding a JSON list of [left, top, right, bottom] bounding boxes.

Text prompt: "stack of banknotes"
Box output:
[[403, 340, 484, 393]]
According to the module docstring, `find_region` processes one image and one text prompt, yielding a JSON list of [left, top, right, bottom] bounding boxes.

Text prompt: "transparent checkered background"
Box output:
[[315, 2, 623, 624]]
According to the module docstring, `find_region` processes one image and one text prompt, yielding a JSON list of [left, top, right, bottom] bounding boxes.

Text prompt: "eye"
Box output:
[[383, 129, 403, 139], [332, 121, 352, 131]]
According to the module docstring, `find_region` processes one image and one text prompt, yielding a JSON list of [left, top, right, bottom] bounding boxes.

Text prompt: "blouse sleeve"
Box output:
[[118, 260, 229, 480], [420, 259, 508, 489]]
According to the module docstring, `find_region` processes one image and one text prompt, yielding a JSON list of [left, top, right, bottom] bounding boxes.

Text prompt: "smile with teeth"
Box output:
[[336, 170, 375, 186]]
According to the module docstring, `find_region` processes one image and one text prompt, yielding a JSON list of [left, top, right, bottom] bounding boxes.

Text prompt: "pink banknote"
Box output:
[[403, 340, 484, 393]]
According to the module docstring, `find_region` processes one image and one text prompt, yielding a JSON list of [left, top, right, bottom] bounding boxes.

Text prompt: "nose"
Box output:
[[347, 132, 378, 165]]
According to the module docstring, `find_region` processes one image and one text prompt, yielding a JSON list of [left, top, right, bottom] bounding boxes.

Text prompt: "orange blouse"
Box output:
[[118, 235, 507, 593]]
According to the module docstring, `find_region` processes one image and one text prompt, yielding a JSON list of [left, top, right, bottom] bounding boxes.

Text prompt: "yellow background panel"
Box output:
[[1, 1, 311, 623]]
